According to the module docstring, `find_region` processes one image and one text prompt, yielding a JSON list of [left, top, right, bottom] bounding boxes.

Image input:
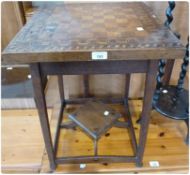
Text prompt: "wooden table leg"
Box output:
[[125, 74, 130, 100], [58, 75, 65, 102], [136, 60, 159, 167], [30, 63, 56, 170], [124, 74, 138, 154], [163, 59, 175, 85], [83, 74, 90, 97]]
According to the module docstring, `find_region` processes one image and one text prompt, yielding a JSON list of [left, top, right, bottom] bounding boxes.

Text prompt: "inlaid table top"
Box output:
[[2, 2, 185, 64]]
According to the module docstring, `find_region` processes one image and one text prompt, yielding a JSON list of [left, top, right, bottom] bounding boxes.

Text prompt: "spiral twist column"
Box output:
[[164, 1, 175, 28], [177, 37, 189, 91], [153, 1, 176, 102]]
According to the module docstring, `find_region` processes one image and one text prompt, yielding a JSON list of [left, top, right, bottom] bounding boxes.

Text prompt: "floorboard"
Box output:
[[2, 100, 188, 173], [2, 100, 189, 173]]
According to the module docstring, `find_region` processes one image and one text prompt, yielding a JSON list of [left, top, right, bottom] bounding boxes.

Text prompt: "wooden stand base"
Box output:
[[40, 100, 189, 173]]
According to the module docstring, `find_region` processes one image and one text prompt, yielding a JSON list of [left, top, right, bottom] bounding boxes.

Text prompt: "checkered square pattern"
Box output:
[[4, 2, 183, 56]]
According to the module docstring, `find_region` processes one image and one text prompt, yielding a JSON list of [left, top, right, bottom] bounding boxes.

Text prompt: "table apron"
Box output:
[[39, 60, 149, 75]]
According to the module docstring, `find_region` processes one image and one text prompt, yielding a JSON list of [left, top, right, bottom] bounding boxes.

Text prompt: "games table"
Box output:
[[2, 2, 185, 170]]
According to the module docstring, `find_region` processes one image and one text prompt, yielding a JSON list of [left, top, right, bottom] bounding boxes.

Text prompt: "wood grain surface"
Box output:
[[1, 109, 51, 173], [2, 2, 184, 64], [68, 100, 122, 140], [2, 101, 188, 173], [40, 100, 189, 173]]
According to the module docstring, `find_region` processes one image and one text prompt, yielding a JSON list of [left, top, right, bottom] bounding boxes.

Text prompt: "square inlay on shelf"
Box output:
[[68, 100, 122, 140]]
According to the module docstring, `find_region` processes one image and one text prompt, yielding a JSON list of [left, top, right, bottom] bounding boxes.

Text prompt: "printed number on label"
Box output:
[[92, 52, 108, 60]]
